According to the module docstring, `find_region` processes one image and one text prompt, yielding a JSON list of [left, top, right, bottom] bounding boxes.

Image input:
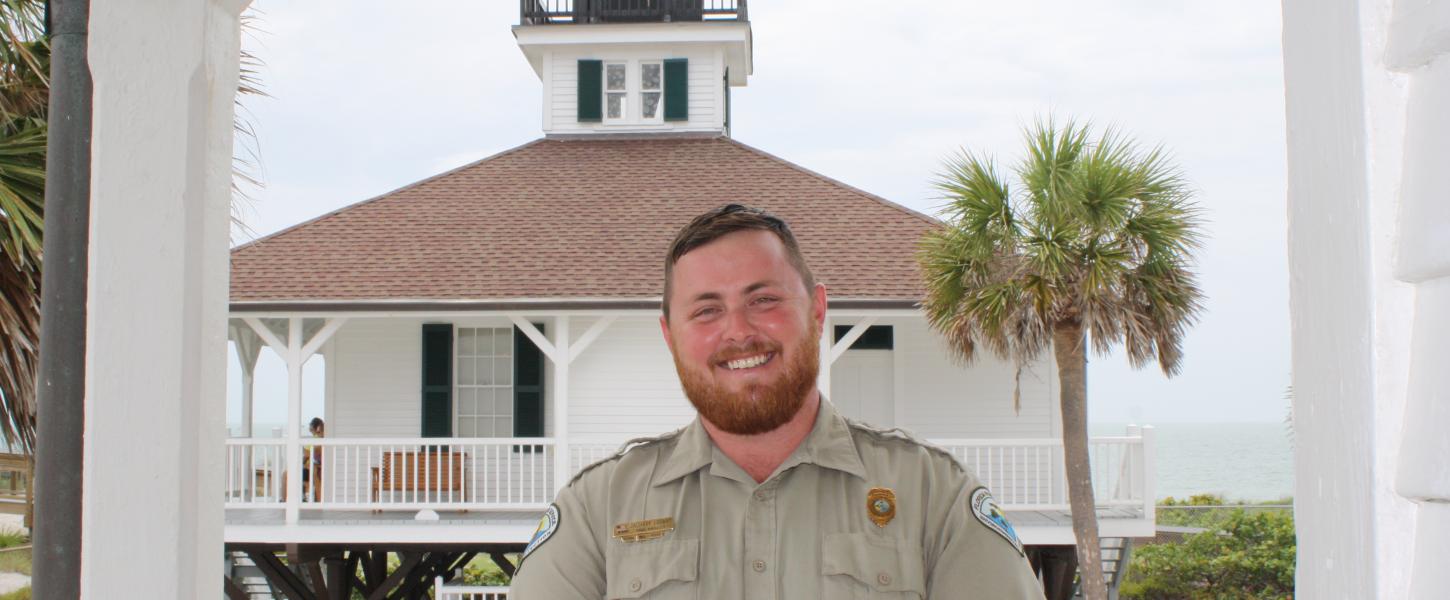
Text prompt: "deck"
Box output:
[[223, 430, 1157, 545]]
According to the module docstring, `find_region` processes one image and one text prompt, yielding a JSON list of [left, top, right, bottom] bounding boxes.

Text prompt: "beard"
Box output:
[[671, 321, 821, 435]]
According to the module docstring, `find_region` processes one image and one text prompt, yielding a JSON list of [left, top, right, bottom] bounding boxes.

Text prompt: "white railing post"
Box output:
[[1123, 424, 1142, 504], [1140, 425, 1157, 524]]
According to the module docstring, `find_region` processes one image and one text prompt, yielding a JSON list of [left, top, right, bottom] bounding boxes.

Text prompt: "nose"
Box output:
[[721, 305, 759, 347]]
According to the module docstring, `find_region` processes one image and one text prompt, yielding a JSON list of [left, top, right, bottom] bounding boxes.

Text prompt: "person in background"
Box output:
[[306, 417, 324, 501]]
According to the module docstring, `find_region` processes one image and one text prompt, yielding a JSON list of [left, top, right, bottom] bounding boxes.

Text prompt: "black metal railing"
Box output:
[[521, 0, 747, 25]]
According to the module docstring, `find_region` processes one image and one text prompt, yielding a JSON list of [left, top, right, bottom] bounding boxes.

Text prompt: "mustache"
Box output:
[[710, 340, 782, 364]]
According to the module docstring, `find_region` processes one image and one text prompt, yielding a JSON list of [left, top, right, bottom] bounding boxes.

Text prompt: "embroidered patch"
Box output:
[[970, 487, 1023, 555], [522, 504, 560, 561]]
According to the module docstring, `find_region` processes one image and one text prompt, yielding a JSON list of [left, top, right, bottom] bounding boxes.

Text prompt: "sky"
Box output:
[[228, 0, 1290, 429]]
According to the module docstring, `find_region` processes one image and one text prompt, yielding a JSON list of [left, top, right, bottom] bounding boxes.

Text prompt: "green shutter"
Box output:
[[421, 324, 453, 438], [664, 58, 688, 122], [578, 60, 603, 122], [514, 324, 546, 439]]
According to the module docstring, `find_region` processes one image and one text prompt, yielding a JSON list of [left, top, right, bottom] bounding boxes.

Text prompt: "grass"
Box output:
[[0, 548, 29, 576], [0, 587, 26, 600]]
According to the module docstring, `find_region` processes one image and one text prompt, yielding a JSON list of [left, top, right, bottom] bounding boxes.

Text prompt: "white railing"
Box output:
[[435, 577, 508, 600], [224, 428, 1155, 519], [225, 438, 556, 510], [934, 426, 1155, 517], [224, 439, 286, 507]]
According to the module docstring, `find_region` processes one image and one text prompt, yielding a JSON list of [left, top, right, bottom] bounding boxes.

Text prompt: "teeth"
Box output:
[[726, 354, 770, 370]]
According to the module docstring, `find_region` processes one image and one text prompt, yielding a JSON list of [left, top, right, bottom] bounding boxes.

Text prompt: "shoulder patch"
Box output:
[[521, 503, 560, 562], [566, 428, 688, 487], [970, 487, 1024, 556]]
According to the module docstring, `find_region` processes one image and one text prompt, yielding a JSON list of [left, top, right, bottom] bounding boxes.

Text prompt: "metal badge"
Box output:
[[612, 517, 676, 542], [867, 487, 896, 528]]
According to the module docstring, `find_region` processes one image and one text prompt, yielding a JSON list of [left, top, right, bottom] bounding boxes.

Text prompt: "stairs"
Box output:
[[223, 551, 280, 600], [1071, 537, 1134, 600]]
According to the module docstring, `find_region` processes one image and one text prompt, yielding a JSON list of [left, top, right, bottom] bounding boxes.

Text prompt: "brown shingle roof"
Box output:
[[230, 136, 939, 306]]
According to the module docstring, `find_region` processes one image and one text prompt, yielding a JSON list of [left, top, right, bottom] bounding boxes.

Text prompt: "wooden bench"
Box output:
[[370, 451, 468, 503]]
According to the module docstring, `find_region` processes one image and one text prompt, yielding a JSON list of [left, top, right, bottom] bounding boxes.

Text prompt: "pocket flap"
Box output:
[[822, 532, 926, 594], [606, 538, 699, 599]]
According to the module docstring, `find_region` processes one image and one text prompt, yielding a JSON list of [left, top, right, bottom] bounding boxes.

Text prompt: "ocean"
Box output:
[[1093, 421, 1294, 502]]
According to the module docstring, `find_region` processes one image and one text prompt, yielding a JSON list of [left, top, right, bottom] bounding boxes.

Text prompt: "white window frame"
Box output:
[[639, 60, 664, 123], [454, 326, 515, 438], [603, 61, 629, 124]]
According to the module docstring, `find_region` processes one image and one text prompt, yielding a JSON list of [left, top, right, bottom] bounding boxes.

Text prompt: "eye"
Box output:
[[691, 306, 721, 319], [752, 296, 779, 306]]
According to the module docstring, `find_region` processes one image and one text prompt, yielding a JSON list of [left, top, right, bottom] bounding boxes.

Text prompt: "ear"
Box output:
[[659, 314, 674, 352], [811, 282, 828, 329]]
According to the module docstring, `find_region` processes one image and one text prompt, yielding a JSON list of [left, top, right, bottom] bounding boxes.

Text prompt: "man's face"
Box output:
[[660, 230, 827, 435]]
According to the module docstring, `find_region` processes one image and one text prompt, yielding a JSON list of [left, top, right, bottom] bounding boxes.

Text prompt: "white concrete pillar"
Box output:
[[553, 316, 571, 493], [1282, 0, 1427, 596], [82, 0, 249, 596]]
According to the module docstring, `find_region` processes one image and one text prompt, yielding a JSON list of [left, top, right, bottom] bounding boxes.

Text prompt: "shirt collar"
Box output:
[[651, 398, 867, 487]]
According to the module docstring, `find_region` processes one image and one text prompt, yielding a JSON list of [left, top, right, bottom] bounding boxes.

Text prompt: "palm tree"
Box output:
[[919, 119, 1203, 600], [0, 0, 49, 455]]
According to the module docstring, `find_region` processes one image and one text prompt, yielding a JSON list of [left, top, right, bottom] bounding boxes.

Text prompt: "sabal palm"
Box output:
[[919, 120, 1203, 600], [0, 0, 48, 454]]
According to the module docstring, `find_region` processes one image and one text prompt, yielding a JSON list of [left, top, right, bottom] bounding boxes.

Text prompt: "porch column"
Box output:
[[231, 322, 263, 438], [285, 317, 304, 524], [553, 316, 571, 493]]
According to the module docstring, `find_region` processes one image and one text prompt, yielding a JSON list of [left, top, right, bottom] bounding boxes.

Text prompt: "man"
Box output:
[[511, 205, 1044, 599]]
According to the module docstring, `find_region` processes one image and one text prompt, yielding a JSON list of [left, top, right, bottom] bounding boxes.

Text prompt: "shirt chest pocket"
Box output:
[[821, 533, 927, 600], [605, 538, 699, 600]]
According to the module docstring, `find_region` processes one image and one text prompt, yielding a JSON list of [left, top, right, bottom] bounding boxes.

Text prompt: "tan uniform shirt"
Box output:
[[511, 401, 1045, 599]]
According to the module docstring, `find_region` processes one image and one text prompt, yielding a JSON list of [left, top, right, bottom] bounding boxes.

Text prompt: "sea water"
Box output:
[[1093, 421, 1294, 502]]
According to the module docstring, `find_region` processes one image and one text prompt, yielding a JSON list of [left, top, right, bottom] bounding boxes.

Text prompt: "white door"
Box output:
[[831, 349, 894, 426]]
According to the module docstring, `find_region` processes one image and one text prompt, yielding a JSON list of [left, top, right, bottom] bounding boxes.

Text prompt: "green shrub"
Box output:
[[1121, 510, 1295, 600], [0, 587, 28, 600]]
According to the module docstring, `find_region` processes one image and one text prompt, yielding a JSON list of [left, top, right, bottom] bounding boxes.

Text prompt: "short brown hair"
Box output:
[[662, 204, 815, 318]]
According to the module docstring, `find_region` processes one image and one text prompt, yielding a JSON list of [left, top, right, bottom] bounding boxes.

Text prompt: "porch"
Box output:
[[223, 430, 1156, 545]]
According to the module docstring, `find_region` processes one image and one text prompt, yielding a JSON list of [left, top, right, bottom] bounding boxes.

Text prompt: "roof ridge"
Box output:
[[720, 137, 944, 227], [230, 137, 549, 252]]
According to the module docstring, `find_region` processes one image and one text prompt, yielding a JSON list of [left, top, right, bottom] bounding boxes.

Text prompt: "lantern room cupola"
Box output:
[[514, 1, 752, 136]]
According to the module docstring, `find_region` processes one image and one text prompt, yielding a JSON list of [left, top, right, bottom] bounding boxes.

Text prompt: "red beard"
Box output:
[[671, 321, 820, 435]]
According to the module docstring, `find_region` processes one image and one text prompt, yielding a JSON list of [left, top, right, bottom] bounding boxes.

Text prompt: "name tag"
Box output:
[[613, 517, 676, 542]]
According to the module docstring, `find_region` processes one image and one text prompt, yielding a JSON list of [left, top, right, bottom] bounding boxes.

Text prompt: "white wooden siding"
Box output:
[[888, 318, 1056, 439], [568, 318, 696, 437], [324, 315, 1055, 443], [329, 318, 424, 438], [546, 45, 723, 135]]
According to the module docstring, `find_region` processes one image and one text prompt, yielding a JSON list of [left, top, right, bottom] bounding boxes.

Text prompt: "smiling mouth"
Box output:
[[721, 352, 775, 371]]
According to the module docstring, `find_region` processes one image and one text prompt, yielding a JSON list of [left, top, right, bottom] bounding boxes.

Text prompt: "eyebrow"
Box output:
[[686, 281, 778, 305]]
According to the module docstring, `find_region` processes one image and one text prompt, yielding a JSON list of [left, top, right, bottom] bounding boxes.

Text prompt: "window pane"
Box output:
[[459, 328, 475, 356], [459, 388, 476, 415], [478, 389, 495, 416], [478, 329, 494, 355], [641, 63, 661, 90], [458, 418, 475, 437], [607, 93, 625, 119], [642, 92, 661, 119], [496, 328, 513, 357], [607, 64, 626, 90], [498, 417, 513, 437], [496, 357, 513, 386], [497, 391, 514, 416], [458, 356, 475, 385], [478, 357, 494, 385]]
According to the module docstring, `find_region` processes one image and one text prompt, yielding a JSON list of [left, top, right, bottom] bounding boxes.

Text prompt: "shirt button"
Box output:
[[752, 559, 767, 572], [878, 572, 893, 586], [629, 578, 642, 592], [754, 491, 768, 501]]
